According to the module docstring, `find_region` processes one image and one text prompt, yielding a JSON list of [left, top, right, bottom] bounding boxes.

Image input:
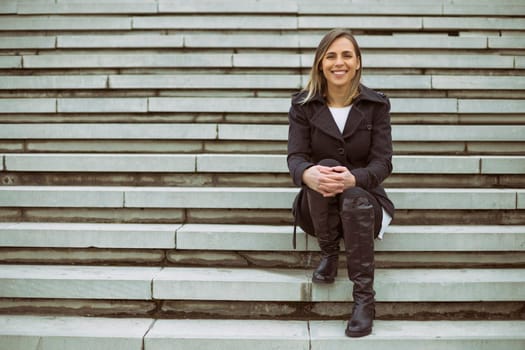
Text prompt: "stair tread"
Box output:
[[0, 222, 179, 249], [1, 265, 524, 302], [1, 222, 523, 251], [2, 73, 525, 89], [3, 153, 525, 174], [1, 315, 524, 350], [2, 123, 525, 140], [0, 315, 152, 350], [0, 186, 523, 210]]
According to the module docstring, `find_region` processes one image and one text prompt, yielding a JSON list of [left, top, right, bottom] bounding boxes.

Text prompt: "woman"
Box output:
[[288, 28, 394, 338]]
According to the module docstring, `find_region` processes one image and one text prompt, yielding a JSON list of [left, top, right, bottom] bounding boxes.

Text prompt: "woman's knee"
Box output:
[[340, 187, 373, 210], [317, 158, 341, 167], [339, 187, 382, 237]]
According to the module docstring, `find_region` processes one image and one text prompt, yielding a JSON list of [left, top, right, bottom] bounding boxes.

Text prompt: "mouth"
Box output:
[[331, 70, 348, 77]]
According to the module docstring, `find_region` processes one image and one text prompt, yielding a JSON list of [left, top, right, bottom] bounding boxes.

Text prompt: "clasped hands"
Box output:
[[302, 164, 356, 197]]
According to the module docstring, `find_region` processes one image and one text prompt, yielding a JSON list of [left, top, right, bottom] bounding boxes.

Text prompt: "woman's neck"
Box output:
[[326, 85, 351, 107]]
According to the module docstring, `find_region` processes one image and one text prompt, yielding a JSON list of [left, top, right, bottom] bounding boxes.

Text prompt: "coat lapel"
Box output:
[[309, 105, 344, 141], [341, 85, 385, 139], [342, 104, 365, 139]]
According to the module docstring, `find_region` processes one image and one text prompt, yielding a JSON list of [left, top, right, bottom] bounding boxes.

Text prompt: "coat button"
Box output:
[[337, 147, 345, 155]]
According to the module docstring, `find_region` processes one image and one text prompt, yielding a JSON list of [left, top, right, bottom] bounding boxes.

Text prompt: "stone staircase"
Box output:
[[1, 0, 525, 348]]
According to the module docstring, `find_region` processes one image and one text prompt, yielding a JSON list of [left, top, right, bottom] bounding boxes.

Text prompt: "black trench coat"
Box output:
[[288, 84, 395, 235]]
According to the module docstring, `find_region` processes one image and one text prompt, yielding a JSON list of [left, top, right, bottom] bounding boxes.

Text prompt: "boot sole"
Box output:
[[345, 327, 372, 338], [311, 275, 335, 284]]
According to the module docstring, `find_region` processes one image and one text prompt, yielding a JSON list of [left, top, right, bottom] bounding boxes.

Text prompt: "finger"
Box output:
[[331, 166, 349, 173], [319, 174, 345, 183], [318, 166, 335, 174], [318, 182, 344, 194]]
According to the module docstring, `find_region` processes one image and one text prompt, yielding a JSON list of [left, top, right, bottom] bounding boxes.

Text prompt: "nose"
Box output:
[[334, 54, 344, 66]]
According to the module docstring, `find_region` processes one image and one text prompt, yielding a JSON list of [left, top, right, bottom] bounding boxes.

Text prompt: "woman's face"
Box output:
[[320, 36, 361, 91]]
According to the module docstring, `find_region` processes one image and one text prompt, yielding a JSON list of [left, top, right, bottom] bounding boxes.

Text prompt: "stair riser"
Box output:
[[3, 172, 524, 188], [1, 249, 524, 269], [1, 141, 524, 155], [0, 299, 523, 321], [1, 208, 524, 225]]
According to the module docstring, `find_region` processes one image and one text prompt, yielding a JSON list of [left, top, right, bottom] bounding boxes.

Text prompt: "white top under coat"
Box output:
[[328, 105, 352, 133]]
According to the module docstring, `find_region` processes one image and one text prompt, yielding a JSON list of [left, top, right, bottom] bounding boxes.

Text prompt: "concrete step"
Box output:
[[1, 124, 524, 142], [3, 154, 524, 175], [424, 16, 525, 30], [0, 1, 15, 14], [0, 315, 152, 350], [0, 222, 178, 249], [7, 33, 523, 50], [300, 52, 517, 69], [0, 56, 21, 69], [0, 73, 414, 90], [5, 11, 507, 33], [16, 0, 159, 14], [2, 97, 525, 114], [16, 52, 517, 69], [1, 223, 523, 268], [0, 14, 298, 31], [0, 36, 56, 49], [2, 315, 523, 350], [3, 137, 520, 156], [443, 0, 525, 16], [490, 35, 525, 49], [2, 74, 525, 91], [307, 320, 525, 350], [135, 15, 525, 31], [154, 267, 525, 302], [0, 186, 523, 210], [1, 33, 493, 50], [0, 15, 132, 31], [9, 0, 525, 16], [431, 75, 525, 90], [5, 172, 521, 190], [185, 33, 490, 49], [175, 224, 525, 252], [299, 0, 525, 16], [17, 0, 297, 15], [1, 222, 523, 252], [0, 265, 160, 300], [299, 15, 525, 31], [1, 264, 524, 302], [1, 33, 523, 51]]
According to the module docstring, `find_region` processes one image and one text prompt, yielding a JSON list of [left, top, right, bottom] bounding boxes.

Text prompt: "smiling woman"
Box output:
[[321, 36, 361, 107], [300, 29, 363, 108], [288, 28, 394, 338]]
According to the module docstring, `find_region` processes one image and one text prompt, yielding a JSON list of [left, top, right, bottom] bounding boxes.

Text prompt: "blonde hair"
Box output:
[[301, 28, 362, 105]]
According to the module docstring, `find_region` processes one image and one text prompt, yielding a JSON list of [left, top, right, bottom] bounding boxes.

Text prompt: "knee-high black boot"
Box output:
[[307, 188, 340, 284], [341, 194, 376, 338]]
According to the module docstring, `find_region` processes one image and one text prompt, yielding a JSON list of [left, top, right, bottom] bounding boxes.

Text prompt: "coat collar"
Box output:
[[292, 84, 387, 141], [291, 83, 387, 106]]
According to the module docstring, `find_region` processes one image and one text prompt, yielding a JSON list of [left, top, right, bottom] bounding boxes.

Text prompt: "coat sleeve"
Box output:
[[287, 103, 315, 187], [351, 97, 393, 190]]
